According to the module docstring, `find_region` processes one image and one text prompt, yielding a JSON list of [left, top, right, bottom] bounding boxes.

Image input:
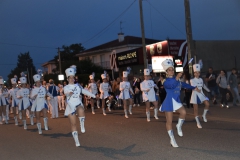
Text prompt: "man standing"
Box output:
[[48, 79, 59, 118], [205, 67, 219, 104]]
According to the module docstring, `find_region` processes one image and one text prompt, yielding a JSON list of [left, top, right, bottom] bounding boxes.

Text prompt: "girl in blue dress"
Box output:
[[160, 59, 200, 148]]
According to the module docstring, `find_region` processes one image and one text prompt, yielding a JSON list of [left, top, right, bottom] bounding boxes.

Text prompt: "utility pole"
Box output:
[[139, 0, 148, 69], [58, 47, 62, 74], [184, 0, 196, 76]]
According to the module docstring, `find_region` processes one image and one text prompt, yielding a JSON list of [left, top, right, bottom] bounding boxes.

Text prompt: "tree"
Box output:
[[54, 43, 85, 72], [7, 52, 36, 85]]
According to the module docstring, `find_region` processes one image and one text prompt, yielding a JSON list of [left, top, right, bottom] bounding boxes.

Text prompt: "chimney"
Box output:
[[118, 33, 124, 42]]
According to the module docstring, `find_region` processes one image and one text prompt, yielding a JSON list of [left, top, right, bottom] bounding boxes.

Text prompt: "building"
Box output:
[[41, 59, 57, 74]]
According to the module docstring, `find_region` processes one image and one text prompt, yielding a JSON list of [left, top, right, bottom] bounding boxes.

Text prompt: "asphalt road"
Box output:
[[0, 102, 240, 160]]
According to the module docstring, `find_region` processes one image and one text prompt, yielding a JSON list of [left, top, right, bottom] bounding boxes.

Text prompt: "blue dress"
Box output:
[[160, 77, 195, 112]]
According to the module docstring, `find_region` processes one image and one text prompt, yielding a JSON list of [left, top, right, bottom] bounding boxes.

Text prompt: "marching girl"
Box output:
[[140, 69, 159, 122], [9, 76, 20, 125], [17, 74, 32, 129], [190, 64, 210, 129], [119, 71, 134, 118], [64, 67, 96, 147], [0, 76, 9, 124], [88, 73, 99, 114], [30, 74, 52, 134], [159, 59, 200, 148], [99, 73, 113, 116]]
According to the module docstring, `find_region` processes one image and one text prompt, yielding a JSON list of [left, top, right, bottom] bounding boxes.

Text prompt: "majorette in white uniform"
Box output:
[[0, 76, 9, 124], [17, 74, 31, 129], [88, 73, 98, 114], [190, 64, 210, 129], [160, 59, 196, 148], [64, 66, 95, 147], [9, 76, 20, 125], [140, 69, 159, 122], [31, 73, 52, 134], [99, 73, 111, 115], [119, 71, 134, 118]]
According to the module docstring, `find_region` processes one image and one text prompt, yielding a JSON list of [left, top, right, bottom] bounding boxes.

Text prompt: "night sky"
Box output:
[[0, 0, 239, 79]]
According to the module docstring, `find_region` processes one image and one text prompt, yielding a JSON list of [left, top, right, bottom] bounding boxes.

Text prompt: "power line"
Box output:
[[146, 0, 185, 36], [82, 0, 137, 45], [0, 42, 58, 50]]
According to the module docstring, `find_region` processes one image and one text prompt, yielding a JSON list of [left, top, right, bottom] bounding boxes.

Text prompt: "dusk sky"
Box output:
[[0, 0, 239, 80]]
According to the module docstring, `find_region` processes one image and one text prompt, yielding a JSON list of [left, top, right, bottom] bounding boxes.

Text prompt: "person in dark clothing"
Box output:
[[133, 77, 141, 107], [183, 72, 192, 108], [157, 74, 166, 104], [205, 67, 219, 104]]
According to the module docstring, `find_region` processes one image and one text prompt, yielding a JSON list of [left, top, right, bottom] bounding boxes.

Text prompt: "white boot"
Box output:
[[154, 108, 159, 119], [124, 109, 128, 118], [79, 117, 85, 133], [97, 100, 100, 108], [30, 115, 34, 125], [176, 118, 184, 137], [4, 115, 8, 124], [23, 120, 27, 130], [195, 116, 202, 129], [202, 109, 208, 122], [19, 112, 22, 120], [102, 109, 106, 116], [129, 105, 132, 115], [0, 116, 2, 124], [43, 118, 48, 130], [168, 130, 179, 148], [72, 131, 80, 147], [37, 123, 42, 134], [146, 111, 150, 122], [91, 107, 95, 114], [14, 116, 18, 125]]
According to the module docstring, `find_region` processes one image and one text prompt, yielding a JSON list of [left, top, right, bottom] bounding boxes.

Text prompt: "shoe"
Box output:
[[170, 139, 179, 148], [125, 115, 129, 119], [202, 115, 207, 122], [37, 123, 42, 134], [79, 117, 85, 133], [150, 107, 154, 109], [197, 123, 202, 129], [133, 104, 136, 107], [226, 105, 229, 109], [221, 104, 224, 108], [137, 104, 140, 107], [103, 113, 107, 116], [43, 118, 48, 130], [92, 111, 95, 114], [176, 124, 183, 137]]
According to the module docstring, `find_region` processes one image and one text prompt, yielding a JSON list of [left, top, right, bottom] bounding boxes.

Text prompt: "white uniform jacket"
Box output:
[[30, 86, 52, 112], [88, 83, 98, 95], [190, 77, 210, 104], [17, 88, 31, 110], [99, 82, 111, 99], [9, 88, 20, 107], [64, 84, 95, 116], [0, 88, 9, 106], [119, 81, 133, 100], [140, 80, 158, 102]]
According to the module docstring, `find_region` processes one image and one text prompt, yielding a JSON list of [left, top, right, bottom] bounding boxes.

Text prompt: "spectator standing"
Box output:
[[205, 67, 219, 104], [216, 70, 229, 108], [228, 68, 240, 106]]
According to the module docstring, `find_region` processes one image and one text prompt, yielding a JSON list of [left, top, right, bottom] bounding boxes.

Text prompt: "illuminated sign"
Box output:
[[152, 56, 173, 72], [116, 49, 139, 67]]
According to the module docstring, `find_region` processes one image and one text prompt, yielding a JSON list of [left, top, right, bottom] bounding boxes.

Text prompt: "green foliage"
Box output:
[[7, 52, 36, 86]]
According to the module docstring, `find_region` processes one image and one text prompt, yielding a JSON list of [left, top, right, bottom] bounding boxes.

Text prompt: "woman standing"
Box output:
[[216, 70, 229, 108], [133, 77, 141, 107], [159, 59, 199, 147], [140, 69, 159, 122], [183, 72, 192, 108], [17, 74, 31, 129], [119, 71, 134, 118], [9, 76, 20, 125], [99, 73, 112, 116], [31, 74, 52, 134], [88, 73, 99, 114], [190, 64, 210, 129], [64, 67, 95, 147], [0, 76, 9, 124], [228, 68, 240, 106]]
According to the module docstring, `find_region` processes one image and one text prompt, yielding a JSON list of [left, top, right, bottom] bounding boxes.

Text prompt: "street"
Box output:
[[0, 103, 240, 160]]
